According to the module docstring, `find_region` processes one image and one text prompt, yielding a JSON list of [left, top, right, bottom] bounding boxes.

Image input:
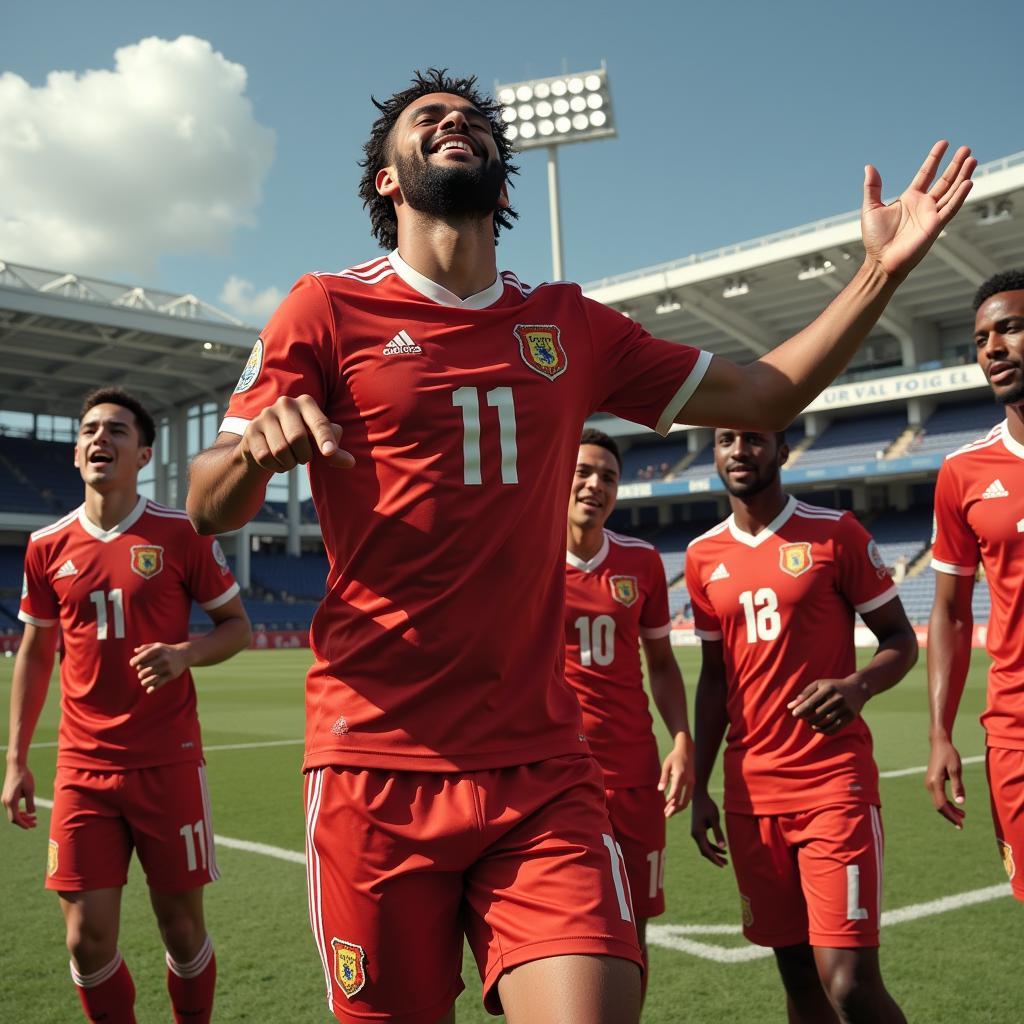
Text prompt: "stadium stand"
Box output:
[[792, 412, 908, 470], [909, 401, 1002, 457], [621, 438, 688, 482], [250, 551, 328, 599]]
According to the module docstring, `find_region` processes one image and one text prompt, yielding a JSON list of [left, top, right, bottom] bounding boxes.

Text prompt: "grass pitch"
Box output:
[[0, 647, 1015, 1023]]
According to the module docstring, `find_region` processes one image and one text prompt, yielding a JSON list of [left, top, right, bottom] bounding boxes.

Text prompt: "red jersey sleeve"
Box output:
[[835, 513, 899, 614], [930, 459, 979, 576], [186, 534, 241, 611], [221, 275, 338, 434], [18, 539, 58, 627], [684, 547, 722, 640], [639, 550, 671, 639], [582, 296, 713, 435]]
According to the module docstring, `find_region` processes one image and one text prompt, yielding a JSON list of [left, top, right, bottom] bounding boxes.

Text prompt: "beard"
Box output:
[[394, 149, 504, 223], [719, 460, 780, 499], [994, 376, 1024, 407]]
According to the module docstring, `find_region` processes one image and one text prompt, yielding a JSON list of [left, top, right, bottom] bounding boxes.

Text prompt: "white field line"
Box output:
[[879, 754, 984, 779]]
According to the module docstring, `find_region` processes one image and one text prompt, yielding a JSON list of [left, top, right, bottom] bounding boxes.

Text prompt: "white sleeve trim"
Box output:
[[640, 623, 672, 640], [218, 416, 250, 436], [18, 611, 57, 627], [695, 627, 723, 641], [931, 558, 977, 577], [854, 585, 899, 615], [200, 582, 240, 610], [655, 349, 714, 436]]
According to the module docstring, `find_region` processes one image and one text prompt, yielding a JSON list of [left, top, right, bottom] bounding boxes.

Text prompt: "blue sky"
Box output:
[[3, 0, 1021, 324]]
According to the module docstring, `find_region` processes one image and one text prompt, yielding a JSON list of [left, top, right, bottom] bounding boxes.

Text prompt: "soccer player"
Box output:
[[2, 389, 251, 1024], [185, 66, 972, 1024], [564, 428, 694, 996], [687, 428, 918, 1024], [926, 269, 1024, 901]]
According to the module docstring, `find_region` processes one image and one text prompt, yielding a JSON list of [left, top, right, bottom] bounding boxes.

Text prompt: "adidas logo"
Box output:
[[54, 559, 78, 580], [382, 330, 422, 357], [708, 563, 730, 582], [982, 479, 1009, 499]]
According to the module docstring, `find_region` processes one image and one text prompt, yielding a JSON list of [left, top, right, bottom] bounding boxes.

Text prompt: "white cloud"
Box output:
[[0, 35, 275, 277], [220, 274, 283, 322]]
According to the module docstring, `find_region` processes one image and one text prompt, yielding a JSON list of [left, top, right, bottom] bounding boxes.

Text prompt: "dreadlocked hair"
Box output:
[[358, 68, 519, 252], [973, 269, 1024, 310]]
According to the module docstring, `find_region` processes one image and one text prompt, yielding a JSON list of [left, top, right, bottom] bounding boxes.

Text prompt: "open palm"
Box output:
[[861, 141, 975, 278]]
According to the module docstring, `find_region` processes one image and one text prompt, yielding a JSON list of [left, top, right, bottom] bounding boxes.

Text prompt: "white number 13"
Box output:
[[738, 587, 780, 643]]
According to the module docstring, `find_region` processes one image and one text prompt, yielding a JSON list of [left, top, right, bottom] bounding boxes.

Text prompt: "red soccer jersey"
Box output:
[[19, 497, 240, 770], [222, 252, 710, 772], [564, 530, 671, 788], [685, 497, 897, 815], [931, 420, 1024, 749]]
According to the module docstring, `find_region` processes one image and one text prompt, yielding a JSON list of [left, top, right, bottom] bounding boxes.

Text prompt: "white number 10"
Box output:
[[452, 387, 518, 485]]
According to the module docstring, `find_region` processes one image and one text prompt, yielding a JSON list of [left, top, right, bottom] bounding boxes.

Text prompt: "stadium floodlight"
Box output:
[[797, 256, 836, 281], [496, 65, 617, 280], [722, 278, 750, 299], [977, 199, 1014, 227], [655, 294, 682, 315]]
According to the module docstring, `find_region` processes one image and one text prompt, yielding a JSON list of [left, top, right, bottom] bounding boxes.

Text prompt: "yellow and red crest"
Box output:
[[47, 839, 59, 877], [331, 938, 366, 1000], [998, 840, 1016, 881], [779, 542, 813, 578], [130, 544, 164, 579], [514, 323, 568, 380], [610, 575, 639, 607], [739, 894, 754, 929]]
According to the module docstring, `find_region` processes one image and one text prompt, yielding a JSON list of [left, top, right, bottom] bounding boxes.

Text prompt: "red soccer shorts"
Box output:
[[605, 785, 667, 921], [304, 754, 643, 1024], [986, 746, 1024, 900], [47, 762, 218, 893], [725, 803, 884, 949]]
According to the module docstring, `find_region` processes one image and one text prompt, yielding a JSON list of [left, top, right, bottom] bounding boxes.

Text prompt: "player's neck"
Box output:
[[395, 215, 498, 299], [1005, 403, 1024, 446], [567, 522, 605, 562], [730, 489, 789, 537], [83, 487, 141, 532]]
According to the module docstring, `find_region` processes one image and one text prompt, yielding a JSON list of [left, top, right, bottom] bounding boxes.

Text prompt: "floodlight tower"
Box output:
[[495, 66, 617, 281]]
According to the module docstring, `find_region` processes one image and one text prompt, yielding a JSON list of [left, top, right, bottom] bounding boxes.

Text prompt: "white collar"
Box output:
[[78, 494, 147, 543], [566, 531, 610, 572], [389, 249, 506, 309], [1000, 419, 1024, 460], [727, 494, 798, 548]]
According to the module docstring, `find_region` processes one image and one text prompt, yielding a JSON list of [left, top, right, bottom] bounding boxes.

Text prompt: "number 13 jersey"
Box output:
[[222, 252, 710, 772]]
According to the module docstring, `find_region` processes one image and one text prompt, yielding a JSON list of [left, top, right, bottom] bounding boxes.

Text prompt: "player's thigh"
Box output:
[[59, 887, 124, 967], [304, 766, 469, 1024], [794, 803, 883, 949], [724, 811, 807, 948], [986, 747, 1024, 900], [465, 755, 643, 1016], [604, 785, 667, 921], [47, 767, 132, 893], [127, 761, 218, 892]]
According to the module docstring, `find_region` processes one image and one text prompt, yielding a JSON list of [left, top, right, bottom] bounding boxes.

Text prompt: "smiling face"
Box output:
[[568, 443, 620, 531], [73, 402, 151, 492], [713, 428, 788, 499], [975, 288, 1024, 408]]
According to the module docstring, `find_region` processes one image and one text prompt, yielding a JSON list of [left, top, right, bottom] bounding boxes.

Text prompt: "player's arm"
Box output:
[[642, 634, 694, 816], [788, 595, 917, 734], [690, 639, 729, 867], [679, 143, 975, 430], [924, 570, 975, 828], [2, 623, 58, 829], [130, 595, 252, 695]]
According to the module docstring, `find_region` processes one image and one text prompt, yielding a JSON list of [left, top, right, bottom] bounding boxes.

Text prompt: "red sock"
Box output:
[[71, 951, 137, 1023], [166, 936, 217, 1023]]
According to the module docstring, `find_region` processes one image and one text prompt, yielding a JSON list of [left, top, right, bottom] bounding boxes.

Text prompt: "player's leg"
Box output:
[[986, 747, 1024, 900], [150, 886, 216, 1024], [466, 755, 643, 1024], [812, 947, 906, 1024], [772, 944, 839, 1024]]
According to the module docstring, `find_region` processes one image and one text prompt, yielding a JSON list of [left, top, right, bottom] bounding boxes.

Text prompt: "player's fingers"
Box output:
[[295, 395, 341, 457], [937, 802, 966, 829], [929, 145, 973, 200], [274, 402, 317, 466], [242, 426, 289, 473], [259, 417, 300, 472], [863, 163, 883, 210], [949, 768, 966, 804], [935, 178, 975, 226], [906, 140, 948, 194]]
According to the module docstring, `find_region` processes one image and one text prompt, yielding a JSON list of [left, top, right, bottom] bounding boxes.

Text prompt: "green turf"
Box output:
[[0, 647, 1014, 1023]]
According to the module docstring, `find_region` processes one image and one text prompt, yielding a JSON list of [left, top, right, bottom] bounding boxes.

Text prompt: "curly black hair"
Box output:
[[358, 68, 518, 252], [973, 269, 1024, 310]]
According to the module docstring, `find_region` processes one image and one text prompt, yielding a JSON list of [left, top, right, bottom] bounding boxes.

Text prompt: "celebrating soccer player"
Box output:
[[563, 429, 694, 999], [2, 389, 251, 1024], [687, 428, 917, 1024], [926, 269, 1024, 901], [186, 66, 971, 1023]]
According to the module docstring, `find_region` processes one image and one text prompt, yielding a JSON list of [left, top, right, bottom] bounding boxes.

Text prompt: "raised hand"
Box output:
[[861, 141, 976, 280]]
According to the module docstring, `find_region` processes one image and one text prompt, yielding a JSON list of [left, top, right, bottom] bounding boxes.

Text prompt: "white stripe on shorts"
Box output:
[[870, 805, 884, 919], [198, 765, 219, 881], [305, 769, 334, 1014], [602, 833, 634, 922]]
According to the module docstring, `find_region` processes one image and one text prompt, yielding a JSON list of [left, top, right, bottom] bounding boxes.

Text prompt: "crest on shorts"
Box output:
[[331, 938, 366, 999], [233, 338, 263, 394], [779, 542, 812, 578], [739, 893, 753, 928], [514, 324, 567, 380], [998, 839, 1016, 881], [130, 545, 164, 579], [610, 575, 639, 607], [47, 839, 59, 877]]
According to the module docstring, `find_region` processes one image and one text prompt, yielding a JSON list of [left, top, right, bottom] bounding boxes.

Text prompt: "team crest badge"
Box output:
[[739, 894, 754, 929], [514, 324, 568, 380], [610, 575, 639, 607], [331, 938, 366, 999], [211, 539, 230, 576], [998, 840, 1016, 881], [47, 840, 58, 877], [866, 539, 890, 579], [779, 542, 813, 578], [233, 338, 264, 394], [130, 545, 164, 579]]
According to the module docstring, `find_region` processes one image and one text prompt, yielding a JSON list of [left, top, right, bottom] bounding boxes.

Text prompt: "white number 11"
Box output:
[[452, 387, 518, 486]]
